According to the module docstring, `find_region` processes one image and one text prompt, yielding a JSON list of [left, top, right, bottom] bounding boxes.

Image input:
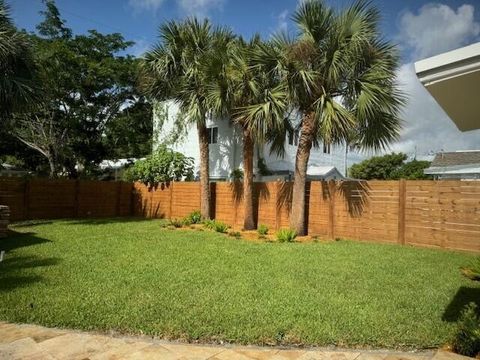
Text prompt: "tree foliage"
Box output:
[[122, 146, 194, 185], [0, 0, 36, 124], [4, 0, 151, 177], [349, 153, 432, 180]]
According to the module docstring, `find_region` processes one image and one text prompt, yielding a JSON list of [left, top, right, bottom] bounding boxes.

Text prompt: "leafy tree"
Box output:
[[103, 97, 153, 159], [349, 153, 406, 180], [122, 146, 194, 185], [247, 0, 405, 234], [9, 0, 146, 177], [391, 159, 432, 180], [0, 0, 36, 125], [141, 18, 234, 219], [349, 153, 432, 180]]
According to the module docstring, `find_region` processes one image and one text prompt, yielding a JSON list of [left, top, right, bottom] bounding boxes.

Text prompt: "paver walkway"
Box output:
[[0, 322, 474, 360]]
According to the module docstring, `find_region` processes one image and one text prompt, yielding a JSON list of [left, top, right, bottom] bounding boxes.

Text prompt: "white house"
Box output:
[[153, 100, 356, 181]]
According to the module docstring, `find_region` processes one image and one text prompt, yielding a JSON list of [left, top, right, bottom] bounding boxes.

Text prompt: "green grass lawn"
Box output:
[[1, 218, 479, 349]]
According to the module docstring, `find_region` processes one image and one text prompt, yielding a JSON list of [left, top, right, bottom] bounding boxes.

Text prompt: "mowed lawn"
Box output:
[[1, 219, 479, 349]]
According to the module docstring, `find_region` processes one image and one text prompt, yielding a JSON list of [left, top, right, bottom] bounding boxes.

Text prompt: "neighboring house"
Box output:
[[424, 151, 480, 180], [153, 100, 358, 181], [415, 42, 480, 132]]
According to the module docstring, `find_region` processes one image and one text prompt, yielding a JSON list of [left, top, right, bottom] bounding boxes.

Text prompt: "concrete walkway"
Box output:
[[0, 322, 474, 360]]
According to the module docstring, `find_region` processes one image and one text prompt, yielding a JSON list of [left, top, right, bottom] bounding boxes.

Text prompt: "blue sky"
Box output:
[[8, 0, 480, 156], [9, 0, 480, 59]]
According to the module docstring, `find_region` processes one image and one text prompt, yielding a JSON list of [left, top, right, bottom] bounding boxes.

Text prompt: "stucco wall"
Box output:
[[153, 100, 356, 179]]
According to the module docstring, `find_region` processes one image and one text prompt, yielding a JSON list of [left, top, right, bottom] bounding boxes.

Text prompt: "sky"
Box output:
[[9, 0, 480, 160]]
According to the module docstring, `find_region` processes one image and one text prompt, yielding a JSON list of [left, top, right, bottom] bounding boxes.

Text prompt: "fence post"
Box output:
[[73, 180, 80, 218], [328, 180, 336, 240], [23, 179, 30, 220], [115, 182, 122, 216], [275, 181, 281, 231], [169, 181, 174, 219], [397, 179, 406, 245]]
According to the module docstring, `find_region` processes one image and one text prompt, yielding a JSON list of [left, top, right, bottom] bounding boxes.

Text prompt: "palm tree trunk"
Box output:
[[242, 127, 255, 230], [290, 112, 315, 235], [197, 122, 211, 219]]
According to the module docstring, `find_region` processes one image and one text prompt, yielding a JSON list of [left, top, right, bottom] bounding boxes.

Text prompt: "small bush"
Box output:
[[182, 217, 192, 226], [228, 231, 241, 239], [452, 302, 480, 357], [203, 219, 229, 233], [257, 224, 269, 236], [169, 218, 183, 228], [462, 257, 480, 281], [185, 210, 202, 224], [203, 219, 216, 230], [276, 228, 297, 243], [213, 221, 229, 233]]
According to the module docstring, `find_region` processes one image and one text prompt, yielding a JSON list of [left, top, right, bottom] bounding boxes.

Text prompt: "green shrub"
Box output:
[[122, 145, 194, 184], [257, 224, 269, 236], [228, 231, 241, 239], [276, 228, 297, 243], [185, 210, 202, 224], [230, 168, 244, 181], [452, 303, 480, 357], [462, 257, 480, 281], [169, 218, 183, 228], [182, 217, 192, 226], [202, 219, 230, 233], [213, 221, 229, 233], [203, 219, 216, 230]]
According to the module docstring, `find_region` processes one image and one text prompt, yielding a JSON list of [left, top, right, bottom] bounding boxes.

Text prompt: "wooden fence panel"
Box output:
[[1, 177, 479, 252], [405, 180, 480, 252], [255, 182, 276, 230], [307, 181, 330, 236], [171, 182, 201, 219], [28, 179, 76, 219], [0, 178, 26, 221], [333, 181, 399, 244], [214, 183, 238, 227]]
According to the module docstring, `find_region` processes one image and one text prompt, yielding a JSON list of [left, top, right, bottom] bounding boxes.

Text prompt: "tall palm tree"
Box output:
[[0, 0, 36, 123], [206, 36, 287, 230], [141, 18, 234, 219], [249, 0, 405, 235]]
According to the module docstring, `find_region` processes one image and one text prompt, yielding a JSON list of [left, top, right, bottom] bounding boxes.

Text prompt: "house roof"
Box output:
[[307, 165, 344, 178], [414, 42, 480, 131], [430, 151, 480, 167]]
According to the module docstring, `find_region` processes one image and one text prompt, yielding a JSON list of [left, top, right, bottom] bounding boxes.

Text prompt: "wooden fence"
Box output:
[[0, 178, 132, 221], [1, 177, 479, 252]]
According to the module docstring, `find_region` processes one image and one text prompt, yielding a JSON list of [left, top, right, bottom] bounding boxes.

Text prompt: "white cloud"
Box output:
[[128, 0, 165, 13], [177, 0, 225, 18], [276, 10, 289, 33], [389, 63, 480, 157], [387, 3, 480, 158], [399, 3, 480, 59], [130, 38, 150, 57], [129, 0, 225, 17]]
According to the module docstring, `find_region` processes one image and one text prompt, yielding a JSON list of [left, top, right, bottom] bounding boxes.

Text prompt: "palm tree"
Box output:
[[141, 18, 234, 219], [250, 0, 405, 235], [208, 36, 287, 230], [0, 0, 36, 123]]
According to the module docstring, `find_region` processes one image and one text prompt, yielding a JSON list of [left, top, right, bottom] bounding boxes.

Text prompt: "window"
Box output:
[[323, 143, 331, 154], [288, 129, 299, 146], [207, 127, 218, 144]]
